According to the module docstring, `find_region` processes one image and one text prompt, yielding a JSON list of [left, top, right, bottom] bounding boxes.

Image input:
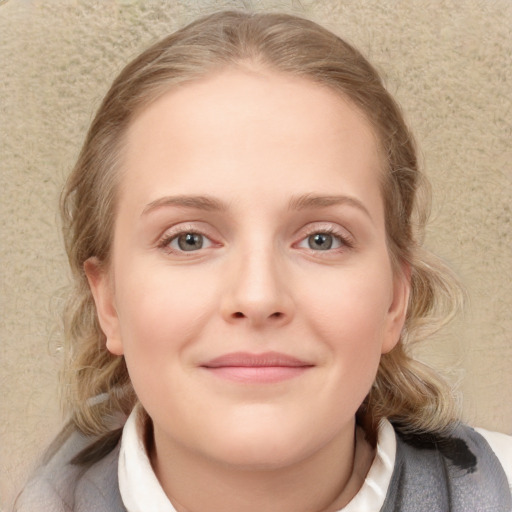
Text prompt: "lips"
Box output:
[[200, 351, 314, 383]]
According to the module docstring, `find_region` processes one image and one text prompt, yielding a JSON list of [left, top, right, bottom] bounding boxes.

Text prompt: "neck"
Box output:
[[150, 419, 374, 512]]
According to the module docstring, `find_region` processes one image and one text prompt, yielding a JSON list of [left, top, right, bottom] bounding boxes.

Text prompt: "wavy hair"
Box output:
[[60, 10, 463, 443]]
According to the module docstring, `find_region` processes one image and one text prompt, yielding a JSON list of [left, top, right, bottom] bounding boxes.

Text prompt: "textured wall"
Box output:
[[1, 0, 510, 508]]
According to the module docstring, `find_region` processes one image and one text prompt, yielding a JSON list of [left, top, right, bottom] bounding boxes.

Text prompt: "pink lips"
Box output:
[[201, 351, 314, 383]]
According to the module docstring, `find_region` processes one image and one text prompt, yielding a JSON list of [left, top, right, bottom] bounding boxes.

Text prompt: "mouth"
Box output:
[[200, 351, 314, 383]]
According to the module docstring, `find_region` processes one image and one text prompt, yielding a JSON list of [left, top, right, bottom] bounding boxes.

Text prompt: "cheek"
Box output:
[[113, 262, 222, 418], [299, 261, 393, 381], [114, 261, 218, 365], [302, 263, 392, 340]]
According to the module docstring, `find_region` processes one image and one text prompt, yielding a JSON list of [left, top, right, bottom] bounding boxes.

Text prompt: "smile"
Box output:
[[200, 351, 315, 383]]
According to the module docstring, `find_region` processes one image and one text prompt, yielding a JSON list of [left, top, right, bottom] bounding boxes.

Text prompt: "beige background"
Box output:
[[1, 0, 511, 508]]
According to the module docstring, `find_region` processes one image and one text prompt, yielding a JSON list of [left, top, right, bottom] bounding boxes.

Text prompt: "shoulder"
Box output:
[[475, 425, 512, 493], [401, 422, 512, 490], [381, 422, 512, 512], [73, 445, 125, 512], [13, 425, 125, 512], [13, 424, 90, 511]]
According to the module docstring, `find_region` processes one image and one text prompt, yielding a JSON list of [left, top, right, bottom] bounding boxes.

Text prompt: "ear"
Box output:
[[381, 263, 411, 354], [84, 257, 124, 356]]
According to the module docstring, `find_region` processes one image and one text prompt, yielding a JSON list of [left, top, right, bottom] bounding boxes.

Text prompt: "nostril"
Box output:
[[233, 312, 245, 318], [270, 312, 283, 319]]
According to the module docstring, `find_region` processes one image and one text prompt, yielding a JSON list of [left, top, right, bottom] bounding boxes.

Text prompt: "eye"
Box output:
[[308, 232, 342, 251], [163, 232, 214, 252], [296, 230, 348, 251]]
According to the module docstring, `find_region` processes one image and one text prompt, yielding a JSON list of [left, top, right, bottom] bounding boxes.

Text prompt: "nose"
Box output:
[[220, 245, 294, 328]]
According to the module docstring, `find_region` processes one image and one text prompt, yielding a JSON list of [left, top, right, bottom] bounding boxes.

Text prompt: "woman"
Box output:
[[15, 10, 512, 512]]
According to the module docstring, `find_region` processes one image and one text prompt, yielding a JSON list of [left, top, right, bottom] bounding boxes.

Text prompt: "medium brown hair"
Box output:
[[61, 10, 462, 440]]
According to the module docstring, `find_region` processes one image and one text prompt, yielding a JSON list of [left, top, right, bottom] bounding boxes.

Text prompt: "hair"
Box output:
[[60, 10, 463, 444]]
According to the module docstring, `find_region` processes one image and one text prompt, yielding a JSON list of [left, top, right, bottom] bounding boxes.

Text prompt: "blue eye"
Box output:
[[166, 232, 213, 252], [177, 233, 204, 251], [298, 231, 345, 251], [308, 233, 334, 250]]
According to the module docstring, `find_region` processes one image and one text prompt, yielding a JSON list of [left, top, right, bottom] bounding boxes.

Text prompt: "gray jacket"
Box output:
[[14, 423, 512, 511]]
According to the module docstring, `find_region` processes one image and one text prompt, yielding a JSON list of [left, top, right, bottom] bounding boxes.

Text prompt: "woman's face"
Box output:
[[87, 68, 409, 469]]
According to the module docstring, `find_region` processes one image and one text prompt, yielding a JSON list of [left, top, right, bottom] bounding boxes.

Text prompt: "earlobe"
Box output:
[[382, 265, 411, 354], [84, 257, 124, 356]]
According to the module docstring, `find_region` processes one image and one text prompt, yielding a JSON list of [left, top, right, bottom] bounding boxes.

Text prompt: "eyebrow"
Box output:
[[141, 193, 372, 220], [288, 193, 372, 219], [141, 195, 228, 216]]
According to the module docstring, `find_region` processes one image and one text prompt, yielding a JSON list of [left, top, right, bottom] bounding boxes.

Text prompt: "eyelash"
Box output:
[[157, 225, 354, 255], [296, 226, 354, 252], [157, 227, 216, 255]]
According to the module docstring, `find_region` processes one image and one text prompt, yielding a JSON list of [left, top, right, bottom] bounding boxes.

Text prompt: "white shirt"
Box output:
[[118, 406, 512, 512]]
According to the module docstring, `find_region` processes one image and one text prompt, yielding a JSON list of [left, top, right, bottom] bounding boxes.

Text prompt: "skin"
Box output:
[[86, 67, 410, 512]]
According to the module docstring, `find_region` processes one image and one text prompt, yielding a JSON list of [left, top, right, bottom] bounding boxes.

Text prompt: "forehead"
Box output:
[[119, 67, 383, 217]]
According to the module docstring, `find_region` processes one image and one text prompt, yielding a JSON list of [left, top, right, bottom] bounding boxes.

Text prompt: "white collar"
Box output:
[[118, 405, 174, 511], [118, 405, 396, 512]]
